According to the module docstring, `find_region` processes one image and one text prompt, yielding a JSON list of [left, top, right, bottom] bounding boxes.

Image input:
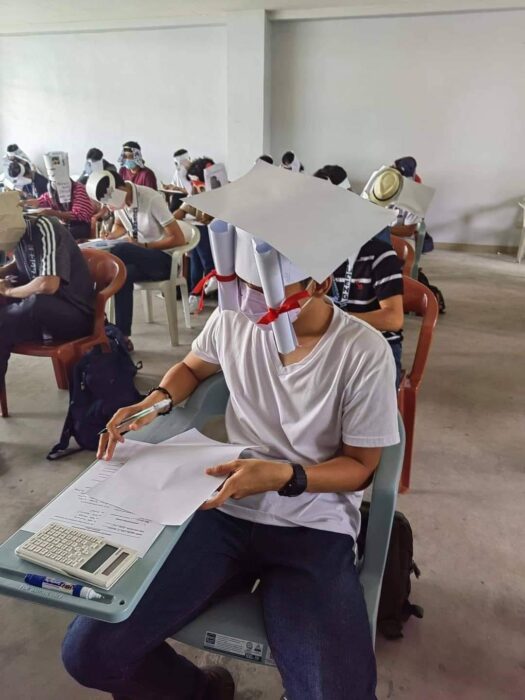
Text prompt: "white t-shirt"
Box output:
[[192, 303, 400, 539], [116, 183, 184, 244]]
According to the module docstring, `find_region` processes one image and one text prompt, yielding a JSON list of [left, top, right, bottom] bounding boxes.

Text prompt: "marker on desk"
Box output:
[[98, 398, 171, 437], [24, 574, 103, 601]]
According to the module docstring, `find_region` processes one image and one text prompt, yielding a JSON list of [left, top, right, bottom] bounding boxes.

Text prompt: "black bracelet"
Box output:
[[146, 386, 173, 415]]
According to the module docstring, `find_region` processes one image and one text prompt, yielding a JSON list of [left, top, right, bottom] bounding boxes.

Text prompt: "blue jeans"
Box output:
[[62, 509, 376, 700], [111, 243, 172, 337], [188, 225, 214, 293]]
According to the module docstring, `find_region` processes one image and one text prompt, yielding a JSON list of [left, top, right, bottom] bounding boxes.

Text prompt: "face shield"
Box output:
[[86, 170, 127, 211]]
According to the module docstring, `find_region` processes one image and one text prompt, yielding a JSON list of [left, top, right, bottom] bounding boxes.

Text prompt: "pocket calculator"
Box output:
[[16, 523, 138, 589]]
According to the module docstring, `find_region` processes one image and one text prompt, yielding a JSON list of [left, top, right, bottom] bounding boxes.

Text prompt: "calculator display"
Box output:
[[102, 552, 129, 576], [81, 544, 118, 573]]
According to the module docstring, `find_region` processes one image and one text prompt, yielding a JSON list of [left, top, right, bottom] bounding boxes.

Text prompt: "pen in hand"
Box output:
[[98, 398, 172, 436]]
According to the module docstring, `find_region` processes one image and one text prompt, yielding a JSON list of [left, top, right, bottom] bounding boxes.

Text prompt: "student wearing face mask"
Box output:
[[63, 170, 398, 700], [118, 141, 158, 190], [5, 158, 48, 198], [86, 170, 189, 349], [77, 148, 116, 185]]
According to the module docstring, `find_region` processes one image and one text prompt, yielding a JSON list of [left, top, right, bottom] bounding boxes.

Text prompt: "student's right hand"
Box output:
[[97, 401, 159, 461]]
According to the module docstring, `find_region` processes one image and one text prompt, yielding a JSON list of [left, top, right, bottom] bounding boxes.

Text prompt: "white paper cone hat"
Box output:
[[185, 161, 393, 283]]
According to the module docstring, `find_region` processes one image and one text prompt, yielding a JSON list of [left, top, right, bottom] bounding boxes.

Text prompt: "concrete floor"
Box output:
[[0, 250, 524, 700]]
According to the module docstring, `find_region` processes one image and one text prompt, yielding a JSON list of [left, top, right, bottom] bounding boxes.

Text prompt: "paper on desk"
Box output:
[[23, 440, 165, 557], [88, 429, 254, 526]]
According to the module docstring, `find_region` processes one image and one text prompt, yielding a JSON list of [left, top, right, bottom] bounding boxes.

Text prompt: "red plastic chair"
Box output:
[[391, 235, 415, 277], [0, 249, 126, 417], [397, 276, 439, 492]]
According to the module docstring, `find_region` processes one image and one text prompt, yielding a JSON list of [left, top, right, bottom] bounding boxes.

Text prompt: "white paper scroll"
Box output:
[[186, 161, 393, 284], [208, 219, 239, 311], [204, 163, 228, 192], [253, 240, 297, 355], [44, 151, 71, 205]]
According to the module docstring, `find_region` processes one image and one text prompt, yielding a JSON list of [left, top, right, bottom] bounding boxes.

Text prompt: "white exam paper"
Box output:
[[89, 429, 254, 526], [23, 440, 165, 557]]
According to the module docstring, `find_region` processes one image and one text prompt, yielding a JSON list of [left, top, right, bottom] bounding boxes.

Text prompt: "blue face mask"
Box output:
[[124, 159, 137, 170]]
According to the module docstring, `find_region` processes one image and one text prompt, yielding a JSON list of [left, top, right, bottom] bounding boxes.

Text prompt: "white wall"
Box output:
[[0, 25, 227, 183], [271, 10, 525, 246]]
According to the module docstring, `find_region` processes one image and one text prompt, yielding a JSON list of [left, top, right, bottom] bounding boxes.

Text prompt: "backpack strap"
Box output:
[[46, 409, 83, 460]]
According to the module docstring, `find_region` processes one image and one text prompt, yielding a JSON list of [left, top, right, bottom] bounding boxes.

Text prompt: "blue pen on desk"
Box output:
[[24, 574, 102, 601]]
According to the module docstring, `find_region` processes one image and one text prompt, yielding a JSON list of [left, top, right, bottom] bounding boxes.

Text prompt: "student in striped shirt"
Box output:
[[25, 180, 95, 241], [314, 166, 404, 386]]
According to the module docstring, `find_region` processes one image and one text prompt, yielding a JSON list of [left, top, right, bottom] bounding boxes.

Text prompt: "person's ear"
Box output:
[[311, 277, 333, 297]]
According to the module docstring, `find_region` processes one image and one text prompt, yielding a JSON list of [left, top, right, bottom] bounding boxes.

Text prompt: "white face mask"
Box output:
[[239, 280, 314, 328], [239, 282, 272, 330], [103, 187, 127, 211]]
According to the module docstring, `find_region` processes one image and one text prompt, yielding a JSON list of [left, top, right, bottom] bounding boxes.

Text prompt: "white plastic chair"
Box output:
[[109, 222, 200, 346]]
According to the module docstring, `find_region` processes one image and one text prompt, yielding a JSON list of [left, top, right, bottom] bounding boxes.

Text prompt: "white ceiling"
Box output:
[[0, 0, 523, 33]]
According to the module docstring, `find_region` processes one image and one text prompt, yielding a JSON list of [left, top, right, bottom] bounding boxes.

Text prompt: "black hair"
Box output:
[[6, 144, 18, 153], [173, 148, 188, 158], [314, 164, 347, 186], [258, 154, 274, 165], [95, 171, 126, 200], [394, 156, 417, 178], [187, 157, 215, 182], [122, 141, 141, 151], [86, 147, 103, 161]]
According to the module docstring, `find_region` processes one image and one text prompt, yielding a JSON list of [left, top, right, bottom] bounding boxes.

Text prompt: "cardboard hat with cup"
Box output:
[[185, 161, 393, 354], [362, 165, 435, 218], [0, 191, 26, 252], [44, 151, 71, 205]]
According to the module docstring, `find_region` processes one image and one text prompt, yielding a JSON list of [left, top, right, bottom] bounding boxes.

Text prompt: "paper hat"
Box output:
[[280, 151, 302, 173], [235, 227, 306, 287], [86, 170, 120, 204], [43, 152, 71, 205], [0, 191, 26, 252], [119, 144, 144, 168], [362, 165, 435, 218], [186, 161, 393, 283], [204, 163, 228, 192]]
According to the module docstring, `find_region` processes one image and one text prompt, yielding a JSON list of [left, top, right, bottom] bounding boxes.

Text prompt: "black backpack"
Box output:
[[47, 324, 143, 459], [417, 268, 446, 314], [358, 502, 424, 640]]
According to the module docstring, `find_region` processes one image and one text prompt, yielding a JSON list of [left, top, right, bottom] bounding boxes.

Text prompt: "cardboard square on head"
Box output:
[[0, 191, 26, 252], [186, 161, 393, 283]]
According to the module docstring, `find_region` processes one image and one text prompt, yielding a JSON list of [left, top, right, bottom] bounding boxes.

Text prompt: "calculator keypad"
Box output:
[[20, 523, 106, 568]]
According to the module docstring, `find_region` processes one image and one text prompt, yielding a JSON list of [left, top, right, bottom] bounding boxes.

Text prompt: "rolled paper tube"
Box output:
[[209, 219, 239, 311], [253, 240, 297, 355]]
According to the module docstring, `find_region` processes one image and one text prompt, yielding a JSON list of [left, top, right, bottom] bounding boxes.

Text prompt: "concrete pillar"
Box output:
[[226, 10, 271, 180]]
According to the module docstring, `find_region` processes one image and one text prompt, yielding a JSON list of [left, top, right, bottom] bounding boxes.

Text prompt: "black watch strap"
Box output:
[[278, 462, 307, 497]]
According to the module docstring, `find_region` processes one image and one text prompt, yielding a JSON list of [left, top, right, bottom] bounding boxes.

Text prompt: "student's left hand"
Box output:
[[201, 459, 293, 509], [123, 235, 142, 246], [0, 279, 11, 296]]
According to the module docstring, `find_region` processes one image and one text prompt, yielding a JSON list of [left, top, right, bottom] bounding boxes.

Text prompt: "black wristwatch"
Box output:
[[278, 463, 308, 497]]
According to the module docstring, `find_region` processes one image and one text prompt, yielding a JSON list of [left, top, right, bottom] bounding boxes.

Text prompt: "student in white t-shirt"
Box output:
[[63, 194, 398, 700], [86, 170, 189, 348]]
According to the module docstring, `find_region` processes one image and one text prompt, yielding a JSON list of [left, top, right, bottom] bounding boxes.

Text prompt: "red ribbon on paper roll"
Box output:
[[192, 269, 237, 313], [256, 290, 310, 325]]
